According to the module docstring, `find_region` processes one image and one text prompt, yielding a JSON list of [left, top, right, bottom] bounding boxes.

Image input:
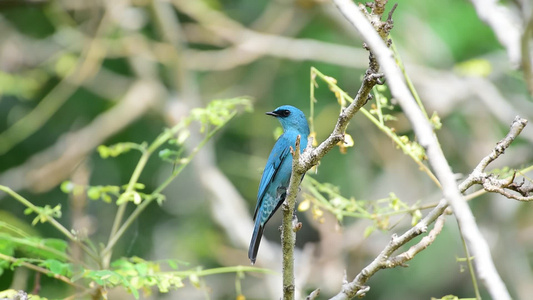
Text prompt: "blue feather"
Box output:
[[249, 105, 310, 264]]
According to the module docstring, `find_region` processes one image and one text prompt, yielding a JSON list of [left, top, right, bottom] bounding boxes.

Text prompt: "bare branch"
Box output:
[[306, 288, 321, 300], [332, 0, 513, 299], [482, 180, 533, 202], [471, 116, 528, 175], [461, 116, 532, 201], [328, 114, 527, 299], [387, 214, 446, 266]]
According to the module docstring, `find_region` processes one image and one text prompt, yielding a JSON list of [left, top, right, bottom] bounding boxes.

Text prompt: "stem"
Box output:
[[312, 67, 441, 188], [1, 235, 73, 263], [390, 40, 428, 119], [102, 120, 188, 267], [103, 149, 150, 268], [373, 88, 385, 125], [101, 115, 232, 257], [303, 176, 372, 218], [457, 225, 482, 300], [0, 185, 100, 263], [0, 253, 86, 289]]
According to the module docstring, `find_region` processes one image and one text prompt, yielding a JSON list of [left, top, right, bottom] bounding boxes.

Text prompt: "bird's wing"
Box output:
[[253, 135, 292, 220]]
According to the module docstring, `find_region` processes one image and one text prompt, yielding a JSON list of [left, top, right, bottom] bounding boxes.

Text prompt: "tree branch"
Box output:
[[280, 1, 395, 298], [329, 114, 527, 299], [386, 214, 446, 267], [281, 136, 302, 300], [331, 1, 515, 299], [462, 116, 531, 201]]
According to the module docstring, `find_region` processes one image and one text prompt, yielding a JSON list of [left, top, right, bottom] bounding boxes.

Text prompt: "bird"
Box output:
[[248, 105, 310, 264]]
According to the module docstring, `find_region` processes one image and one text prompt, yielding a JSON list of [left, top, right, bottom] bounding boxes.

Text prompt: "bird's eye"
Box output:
[[280, 110, 291, 117]]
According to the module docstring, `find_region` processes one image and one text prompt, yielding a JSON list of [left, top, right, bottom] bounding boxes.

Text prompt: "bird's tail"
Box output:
[[248, 219, 264, 265]]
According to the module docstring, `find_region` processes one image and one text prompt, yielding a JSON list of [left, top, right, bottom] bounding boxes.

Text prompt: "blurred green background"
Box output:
[[0, 0, 532, 299]]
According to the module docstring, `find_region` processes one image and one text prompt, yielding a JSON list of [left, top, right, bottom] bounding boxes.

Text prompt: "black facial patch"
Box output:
[[277, 109, 291, 117]]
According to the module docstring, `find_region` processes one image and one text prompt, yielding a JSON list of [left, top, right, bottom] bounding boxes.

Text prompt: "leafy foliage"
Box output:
[[23, 204, 62, 226], [0, 99, 265, 299], [305, 67, 437, 234]]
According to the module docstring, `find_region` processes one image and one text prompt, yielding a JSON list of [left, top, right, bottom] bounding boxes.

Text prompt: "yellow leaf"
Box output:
[[298, 199, 311, 212], [337, 133, 354, 154]]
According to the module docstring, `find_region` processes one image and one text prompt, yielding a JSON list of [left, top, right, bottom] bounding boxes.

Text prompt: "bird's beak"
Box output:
[[265, 111, 278, 117]]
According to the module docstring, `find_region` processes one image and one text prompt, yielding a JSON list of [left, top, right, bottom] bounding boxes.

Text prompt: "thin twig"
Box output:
[[385, 213, 446, 266], [329, 115, 527, 299], [457, 224, 482, 300]]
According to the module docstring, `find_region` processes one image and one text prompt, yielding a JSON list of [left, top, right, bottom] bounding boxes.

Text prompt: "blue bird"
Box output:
[[249, 105, 310, 264]]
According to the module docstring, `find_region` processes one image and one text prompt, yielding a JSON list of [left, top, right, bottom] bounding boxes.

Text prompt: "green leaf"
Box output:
[[98, 142, 144, 159], [40, 259, 72, 277], [0, 240, 15, 277], [102, 193, 112, 203], [159, 149, 180, 162], [155, 194, 166, 206], [167, 260, 178, 270], [411, 209, 422, 226], [87, 187, 101, 200], [176, 129, 190, 145], [24, 205, 62, 226], [43, 238, 68, 253], [132, 192, 142, 205], [364, 226, 375, 238], [430, 111, 442, 130], [60, 181, 74, 194]]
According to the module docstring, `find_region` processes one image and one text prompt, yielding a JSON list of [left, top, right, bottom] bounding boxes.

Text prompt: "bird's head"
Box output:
[[266, 105, 310, 135]]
